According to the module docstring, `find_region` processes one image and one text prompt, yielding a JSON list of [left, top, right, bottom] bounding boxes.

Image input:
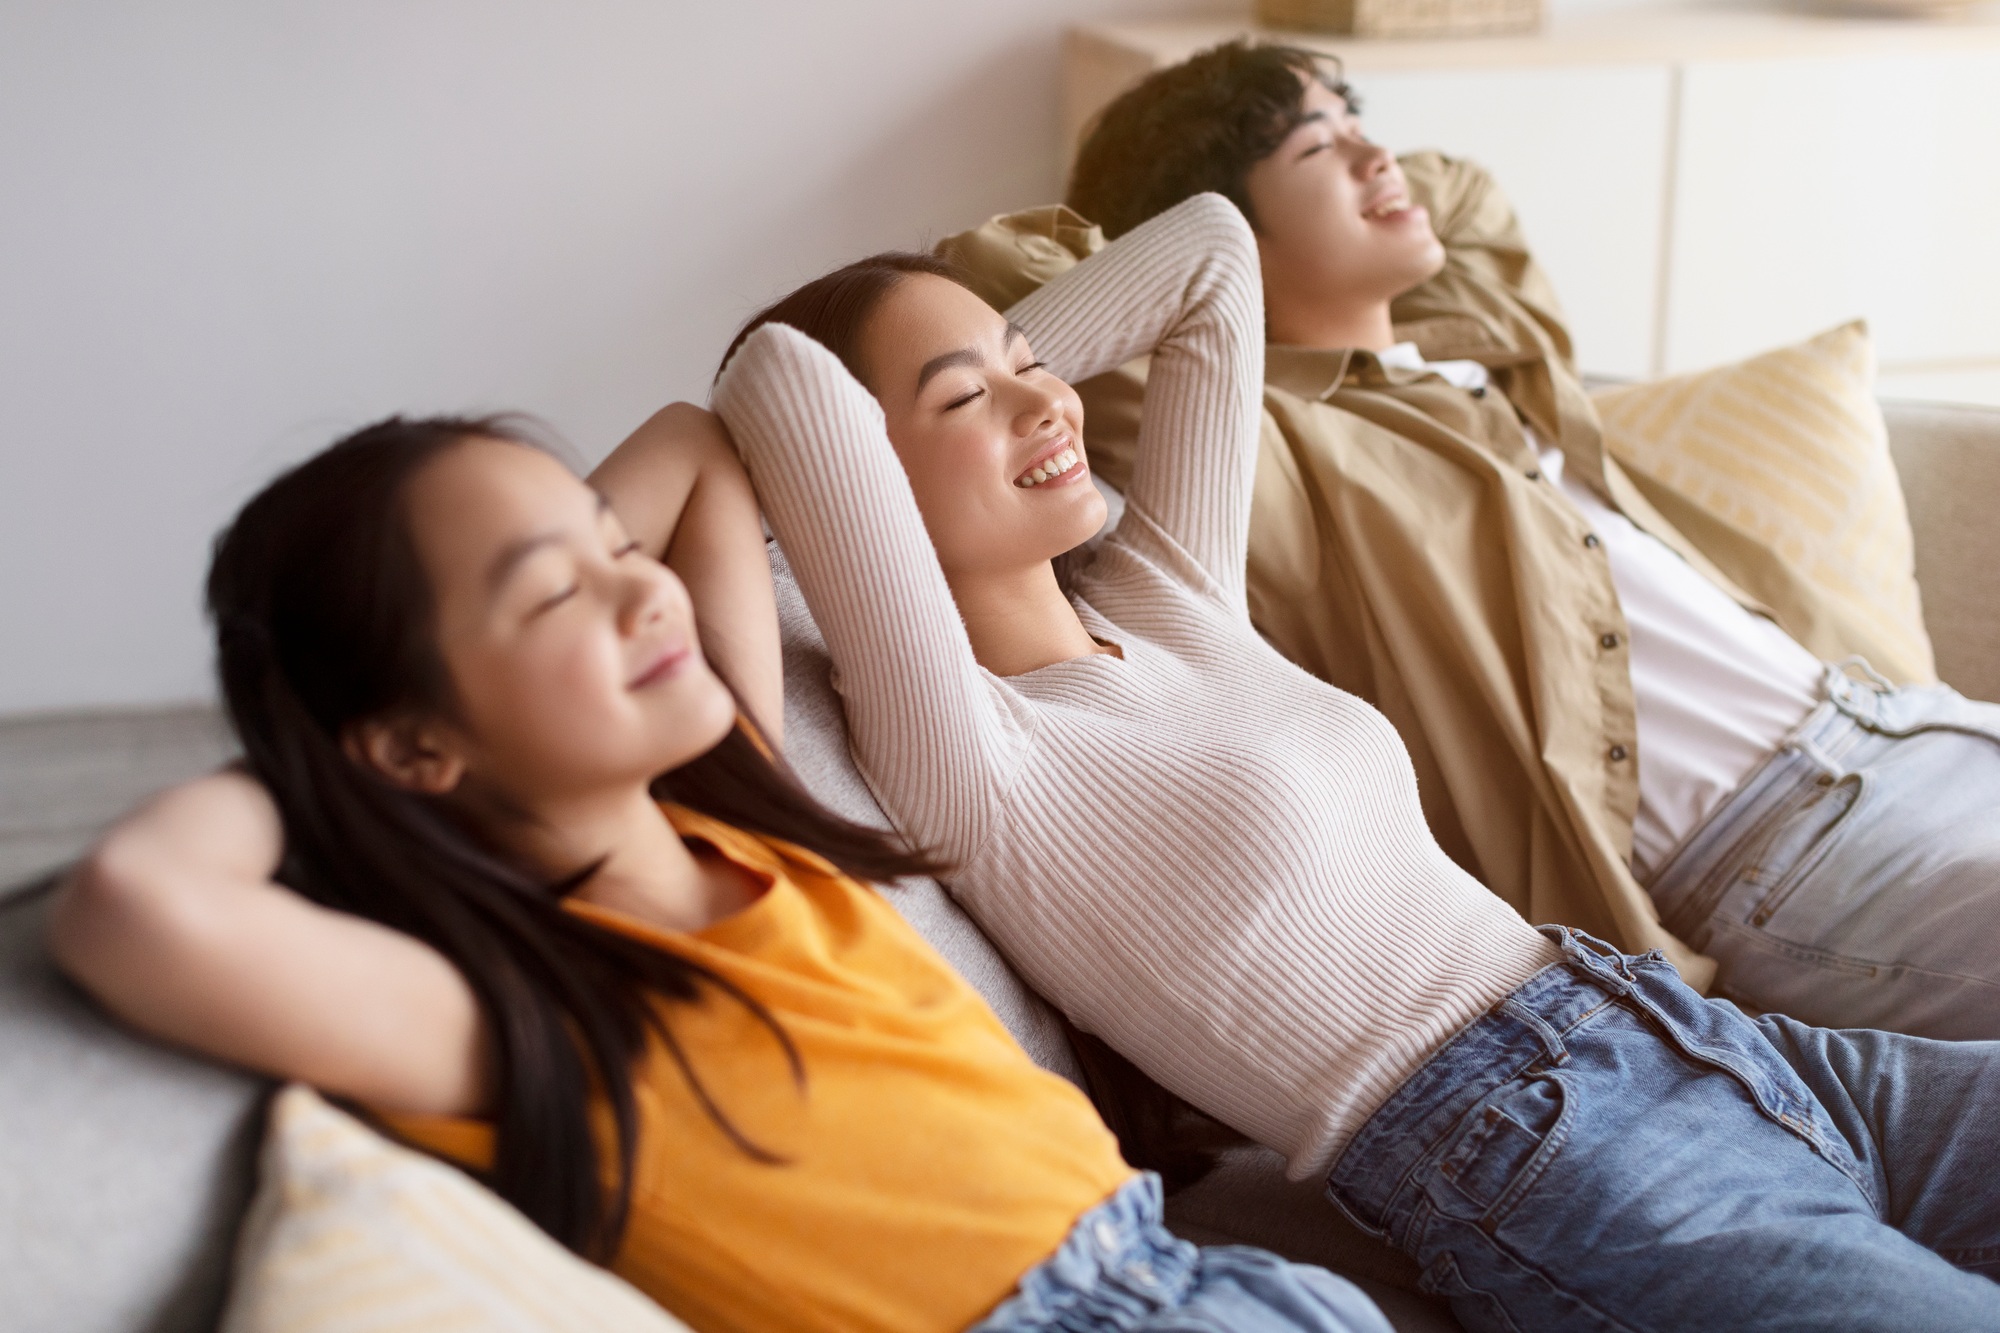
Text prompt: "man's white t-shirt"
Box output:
[[1379, 344, 1824, 879]]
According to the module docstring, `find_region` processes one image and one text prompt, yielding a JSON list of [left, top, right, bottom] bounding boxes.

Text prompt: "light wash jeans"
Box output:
[[1645, 666, 2000, 1038], [1326, 925, 2000, 1333], [972, 1174, 1393, 1333]]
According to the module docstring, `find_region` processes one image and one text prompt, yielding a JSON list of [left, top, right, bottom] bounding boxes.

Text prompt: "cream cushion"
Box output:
[[220, 1085, 690, 1333], [1593, 321, 1937, 685]]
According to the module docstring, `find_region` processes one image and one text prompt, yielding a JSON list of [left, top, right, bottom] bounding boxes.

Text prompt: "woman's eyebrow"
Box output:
[[915, 324, 1026, 392]]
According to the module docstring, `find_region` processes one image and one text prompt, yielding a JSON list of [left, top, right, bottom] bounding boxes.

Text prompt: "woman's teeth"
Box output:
[[1016, 447, 1078, 488], [1363, 201, 1408, 220]]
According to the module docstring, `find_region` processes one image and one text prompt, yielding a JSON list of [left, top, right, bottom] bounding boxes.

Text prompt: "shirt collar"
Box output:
[[1265, 344, 1354, 402], [1265, 341, 1494, 403], [1376, 341, 1491, 393]]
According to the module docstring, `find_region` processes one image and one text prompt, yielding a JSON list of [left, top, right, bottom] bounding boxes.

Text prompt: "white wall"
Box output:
[[0, 0, 1221, 715]]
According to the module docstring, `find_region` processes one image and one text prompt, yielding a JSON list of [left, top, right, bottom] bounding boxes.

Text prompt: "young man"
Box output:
[[947, 40, 2000, 1039]]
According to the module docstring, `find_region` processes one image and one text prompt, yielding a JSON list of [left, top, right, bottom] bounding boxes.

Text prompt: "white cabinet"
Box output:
[[1668, 51, 2000, 379], [1065, 7, 2000, 401]]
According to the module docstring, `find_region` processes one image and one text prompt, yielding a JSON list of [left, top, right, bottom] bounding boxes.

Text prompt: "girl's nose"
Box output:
[[617, 563, 669, 636]]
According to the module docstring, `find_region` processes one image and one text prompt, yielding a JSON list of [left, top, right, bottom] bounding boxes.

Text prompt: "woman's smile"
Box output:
[[1014, 435, 1085, 489]]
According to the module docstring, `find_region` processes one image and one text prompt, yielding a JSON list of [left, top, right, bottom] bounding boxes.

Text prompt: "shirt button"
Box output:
[[1525, 468, 1541, 480], [1609, 744, 1629, 762], [1093, 1219, 1120, 1251], [1583, 533, 1602, 549], [1599, 632, 1620, 649]]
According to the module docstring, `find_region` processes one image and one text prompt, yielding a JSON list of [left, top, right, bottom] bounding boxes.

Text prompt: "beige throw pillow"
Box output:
[[1594, 321, 1936, 684], [221, 1084, 690, 1333]]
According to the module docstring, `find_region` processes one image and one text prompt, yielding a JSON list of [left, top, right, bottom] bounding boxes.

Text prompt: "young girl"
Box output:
[[710, 193, 2000, 1330], [48, 412, 1390, 1333]]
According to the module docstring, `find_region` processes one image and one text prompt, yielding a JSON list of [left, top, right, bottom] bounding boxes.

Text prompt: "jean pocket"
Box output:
[[1740, 771, 1866, 930], [1435, 1074, 1569, 1232]]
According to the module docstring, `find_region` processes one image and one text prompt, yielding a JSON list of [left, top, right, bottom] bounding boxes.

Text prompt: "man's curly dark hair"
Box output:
[[1066, 40, 1357, 240]]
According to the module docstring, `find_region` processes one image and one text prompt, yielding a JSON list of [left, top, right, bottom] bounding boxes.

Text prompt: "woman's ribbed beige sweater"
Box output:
[[713, 194, 1558, 1177]]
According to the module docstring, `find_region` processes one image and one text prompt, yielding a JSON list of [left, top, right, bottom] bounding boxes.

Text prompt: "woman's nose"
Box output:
[[1012, 382, 1064, 435]]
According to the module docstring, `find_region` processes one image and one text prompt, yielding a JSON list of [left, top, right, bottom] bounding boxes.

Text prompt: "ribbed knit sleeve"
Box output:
[[1006, 194, 1264, 614], [711, 325, 1017, 867]]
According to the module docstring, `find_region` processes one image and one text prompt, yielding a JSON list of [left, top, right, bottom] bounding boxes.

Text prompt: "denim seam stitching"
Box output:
[[1737, 773, 1867, 925], [1593, 979, 1881, 1205], [1709, 915, 2000, 993], [1936, 1242, 2000, 1264], [1345, 1040, 1555, 1239], [1656, 779, 1827, 939], [1440, 1211, 1649, 1333], [1483, 1076, 1572, 1227]]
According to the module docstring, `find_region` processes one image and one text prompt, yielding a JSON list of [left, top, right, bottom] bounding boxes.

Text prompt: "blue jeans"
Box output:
[[973, 1174, 1393, 1333], [1326, 926, 2000, 1333], [1647, 667, 2000, 1039]]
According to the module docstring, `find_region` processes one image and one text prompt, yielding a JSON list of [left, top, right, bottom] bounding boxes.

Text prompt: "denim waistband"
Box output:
[[1322, 930, 1615, 1230], [1643, 699, 1854, 930], [1324, 925, 1848, 1235], [1643, 664, 1985, 933], [967, 1173, 1199, 1331]]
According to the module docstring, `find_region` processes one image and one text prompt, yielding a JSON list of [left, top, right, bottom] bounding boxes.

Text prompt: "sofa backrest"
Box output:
[[1883, 399, 2000, 705], [0, 881, 266, 1333]]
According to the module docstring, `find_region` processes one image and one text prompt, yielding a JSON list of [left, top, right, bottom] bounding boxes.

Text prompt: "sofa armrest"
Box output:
[[1883, 400, 2000, 704]]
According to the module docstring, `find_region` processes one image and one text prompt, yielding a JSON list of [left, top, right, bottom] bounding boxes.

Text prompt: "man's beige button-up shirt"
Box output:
[[942, 157, 1892, 984]]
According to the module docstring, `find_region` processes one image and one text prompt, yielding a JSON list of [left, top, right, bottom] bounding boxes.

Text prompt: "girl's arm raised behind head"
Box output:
[[48, 769, 491, 1118], [591, 404, 784, 747]]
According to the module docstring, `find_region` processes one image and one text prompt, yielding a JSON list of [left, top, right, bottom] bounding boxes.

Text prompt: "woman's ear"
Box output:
[[342, 714, 469, 795]]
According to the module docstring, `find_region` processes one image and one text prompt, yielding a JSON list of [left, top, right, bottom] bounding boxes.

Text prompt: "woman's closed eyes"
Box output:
[[941, 360, 1050, 413]]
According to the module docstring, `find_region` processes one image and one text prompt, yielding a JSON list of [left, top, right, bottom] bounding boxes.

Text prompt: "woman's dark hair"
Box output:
[[207, 413, 939, 1260], [1067, 41, 1356, 241], [716, 251, 969, 386]]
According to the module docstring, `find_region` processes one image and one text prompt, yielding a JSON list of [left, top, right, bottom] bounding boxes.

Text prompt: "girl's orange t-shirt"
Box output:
[[383, 806, 1133, 1333]]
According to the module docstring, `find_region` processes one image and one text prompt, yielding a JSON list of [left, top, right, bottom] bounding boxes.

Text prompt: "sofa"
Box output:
[[3, 398, 1996, 1333]]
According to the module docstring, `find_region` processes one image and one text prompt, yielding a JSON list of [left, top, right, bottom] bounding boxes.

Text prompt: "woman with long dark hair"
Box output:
[[709, 192, 2000, 1332], [47, 408, 1391, 1333]]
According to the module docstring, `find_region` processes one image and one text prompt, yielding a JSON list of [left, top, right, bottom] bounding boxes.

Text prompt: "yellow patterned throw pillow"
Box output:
[[1594, 321, 1936, 685], [221, 1085, 690, 1333]]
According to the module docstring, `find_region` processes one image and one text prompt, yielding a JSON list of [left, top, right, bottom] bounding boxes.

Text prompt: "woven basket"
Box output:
[[1257, 0, 1542, 38]]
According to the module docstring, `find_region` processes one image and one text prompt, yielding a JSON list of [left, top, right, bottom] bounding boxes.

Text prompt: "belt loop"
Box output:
[[1497, 995, 1572, 1067], [1838, 656, 1896, 694], [1536, 924, 1638, 995], [1826, 658, 1893, 725]]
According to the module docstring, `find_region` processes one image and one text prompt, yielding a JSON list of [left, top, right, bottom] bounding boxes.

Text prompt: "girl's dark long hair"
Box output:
[[206, 414, 937, 1260]]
